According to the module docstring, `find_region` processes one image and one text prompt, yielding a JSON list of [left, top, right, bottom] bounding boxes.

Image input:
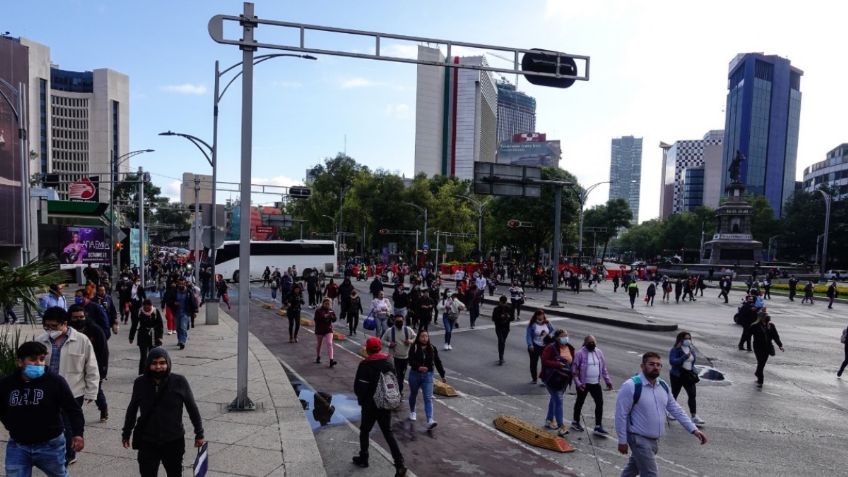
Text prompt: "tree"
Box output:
[[582, 198, 633, 261], [0, 258, 65, 324], [617, 220, 664, 261], [748, 195, 781, 246]]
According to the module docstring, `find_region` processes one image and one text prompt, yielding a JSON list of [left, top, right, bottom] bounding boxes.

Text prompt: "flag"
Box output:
[[193, 442, 208, 477]]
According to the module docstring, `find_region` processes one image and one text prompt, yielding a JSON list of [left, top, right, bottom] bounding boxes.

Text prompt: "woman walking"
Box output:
[[525, 310, 554, 385], [407, 330, 446, 430], [129, 299, 164, 376], [750, 311, 784, 388], [492, 296, 513, 365], [645, 282, 656, 306], [216, 275, 231, 310], [347, 289, 363, 336], [369, 290, 393, 338], [838, 323, 848, 377], [668, 331, 705, 424], [540, 328, 574, 436], [314, 298, 337, 368], [284, 283, 304, 343], [438, 291, 465, 350], [570, 335, 613, 434], [509, 282, 525, 320]]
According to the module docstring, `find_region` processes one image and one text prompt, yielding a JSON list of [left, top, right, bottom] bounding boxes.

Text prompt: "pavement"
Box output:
[[0, 304, 325, 477]]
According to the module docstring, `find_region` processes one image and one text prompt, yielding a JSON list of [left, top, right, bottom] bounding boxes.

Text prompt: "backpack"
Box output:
[[391, 326, 411, 343], [631, 374, 670, 406], [841, 327, 847, 344], [374, 369, 402, 410]]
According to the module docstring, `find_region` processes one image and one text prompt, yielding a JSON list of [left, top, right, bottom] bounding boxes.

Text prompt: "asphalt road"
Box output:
[[235, 278, 848, 477]]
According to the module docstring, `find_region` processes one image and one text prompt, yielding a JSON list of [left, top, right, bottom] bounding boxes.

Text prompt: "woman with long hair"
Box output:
[[313, 298, 337, 368], [284, 283, 304, 343], [347, 289, 363, 336], [668, 331, 704, 424], [407, 329, 446, 430], [540, 328, 574, 437], [751, 311, 784, 387], [525, 310, 554, 385]]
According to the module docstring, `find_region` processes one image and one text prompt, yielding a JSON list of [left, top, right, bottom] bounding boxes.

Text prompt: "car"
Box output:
[[630, 261, 647, 268], [824, 270, 847, 281]]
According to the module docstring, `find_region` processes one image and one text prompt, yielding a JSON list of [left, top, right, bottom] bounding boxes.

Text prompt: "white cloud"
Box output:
[[161, 83, 207, 95], [385, 103, 411, 120], [251, 176, 301, 188], [339, 77, 383, 89], [162, 180, 182, 201]]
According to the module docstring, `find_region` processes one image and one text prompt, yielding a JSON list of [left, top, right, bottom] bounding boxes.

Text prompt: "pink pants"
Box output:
[[316, 333, 334, 360]]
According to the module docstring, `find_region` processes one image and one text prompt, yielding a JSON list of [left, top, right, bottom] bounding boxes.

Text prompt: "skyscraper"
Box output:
[[721, 53, 802, 216], [659, 130, 723, 219], [609, 136, 642, 223], [414, 46, 497, 181], [496, 79, 536, 144]]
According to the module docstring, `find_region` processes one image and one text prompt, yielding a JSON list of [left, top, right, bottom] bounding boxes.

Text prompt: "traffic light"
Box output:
[[115, 242, 124, 251], [378, 228, 388, 235], [521, 49, 577, 89], [289, 186, 311, 199], [506, 219, 520, 229]]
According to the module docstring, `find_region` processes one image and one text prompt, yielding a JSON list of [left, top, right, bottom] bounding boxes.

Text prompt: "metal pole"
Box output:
[[423, 208, 428, 250], [550, 185, 562, 307], [299, 222, 303, 240], [194, 177, 201, 287], [435, 232, 441, 271], [232, 0, 256, 411], [210, 60, 220, 303], [818, 190, 831, 277], [110, 152, 116, 282], [16, 83, 30, 264], [138, 167, 145, 291], [477, 205, 482, 254], [577, 197, 585, 269]]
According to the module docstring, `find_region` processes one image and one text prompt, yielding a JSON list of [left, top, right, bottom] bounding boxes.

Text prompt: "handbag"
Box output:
[[362, 313, 377, 331], [680, 367, 700, 384], [542, 365, 573, 391]]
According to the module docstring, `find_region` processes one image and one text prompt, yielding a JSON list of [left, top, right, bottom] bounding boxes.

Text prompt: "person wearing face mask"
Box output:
[[540, 329, 575, 437], [68, 304, 110, 424], [750, 312, 784, 388], [381, 313, 416, 396], [668, 331, 705, 425], [39, 283, 67, 313], [122, 348, 205, 477], [313, 298, 338, 368], [0, 341, 85, 476], [94, 285, 119, 336], [130, 277, 147, 316], [35, 307, 99, 466], [130, 299, 164, 376], [525, 310, 554, 385], [164, 280, 198, 350], [571, 335, 613, 434]]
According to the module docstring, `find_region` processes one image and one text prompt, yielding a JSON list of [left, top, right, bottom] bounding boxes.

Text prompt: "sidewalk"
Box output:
[[0, 305, 325, 477]]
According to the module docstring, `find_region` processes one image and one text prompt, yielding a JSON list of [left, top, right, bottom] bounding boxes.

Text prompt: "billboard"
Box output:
[[180, 172, 214, 205], [0, 38, 28, 247], [59, 226, 111, 269], [497, 139, 562, 168], [129, 228, 140, 268], [68, 176, 100, 201]]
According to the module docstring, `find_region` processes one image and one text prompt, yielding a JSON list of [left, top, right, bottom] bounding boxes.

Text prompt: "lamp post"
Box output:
[[402, 202, 428, 261], [0, 79, 30, 265], [321, 214, 338, 250], [454, 194, 487, 255], [815, 189, 832, 278], [110, 149, 154, 282], [570, 181, 611, 268]]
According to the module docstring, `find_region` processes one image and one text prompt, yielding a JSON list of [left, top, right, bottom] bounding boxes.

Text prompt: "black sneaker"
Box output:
[[329, 360, 337, 368], [570, 421, 585, 432], [100, 409, 109, 422], [395, 466, 407, 477], [315, 357, 321, 364], [178, 343, 185, 350], [352, 456, 368, 468]]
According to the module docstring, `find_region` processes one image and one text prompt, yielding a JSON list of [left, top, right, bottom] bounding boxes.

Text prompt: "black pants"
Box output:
[[138, 345, 153, 375], [307, 288, 317, 306], [393, 358, 408, 395], [62, 396, 84, 463], [838, 342, 848, 376], [347, 309, 359, 334], [573, 383, 604, 426], [495, 326, 510, 361], [528, 344, 545, 381], [738, 326, 752, 350], [288, 312, 301, 339], [669, 373, 697, 414], [137, 438, 185, 477], [754, 350, 770, 384], [359, 407, 404, 468], [629, 293, 637, 308], [511, 300, 522, 319], [788, 289, 796, 301], [719, 290, 729, 303]]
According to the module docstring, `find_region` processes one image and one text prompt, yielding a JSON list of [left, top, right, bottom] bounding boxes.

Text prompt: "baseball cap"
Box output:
[[365, 337, 382, 354]]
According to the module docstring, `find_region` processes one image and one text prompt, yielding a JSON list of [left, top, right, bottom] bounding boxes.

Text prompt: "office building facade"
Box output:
[[496, 80, 536, 144], [659, 130, 723, 219], [802, 143, 848, 200], [721, 53, 802, 216], [609, 136, 642, 223]]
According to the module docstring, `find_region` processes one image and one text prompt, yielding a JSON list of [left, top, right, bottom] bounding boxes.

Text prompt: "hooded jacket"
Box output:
[[122, 347, 203, 446], [354, 352, 393, 410]]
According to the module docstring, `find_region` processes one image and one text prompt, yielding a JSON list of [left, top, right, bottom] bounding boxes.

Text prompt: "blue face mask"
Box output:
[[682, 339, 692, 347], [559, 336, 569, 345], [23, 364, 45, 379], [74, 296, 84, 305]]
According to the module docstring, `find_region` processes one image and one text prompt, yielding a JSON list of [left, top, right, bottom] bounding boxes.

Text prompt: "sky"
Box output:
[[6, 0, 848, 223]]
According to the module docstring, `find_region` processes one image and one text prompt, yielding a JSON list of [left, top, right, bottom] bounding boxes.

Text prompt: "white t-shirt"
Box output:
[[681, 346, 694, 371], [532, 323, 548, 347], [584, 351, 601, 384]]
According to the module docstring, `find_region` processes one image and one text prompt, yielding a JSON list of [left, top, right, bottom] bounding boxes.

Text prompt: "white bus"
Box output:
[[214, 240, 337, 282]]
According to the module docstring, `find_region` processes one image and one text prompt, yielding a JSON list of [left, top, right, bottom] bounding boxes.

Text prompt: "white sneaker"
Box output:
[[408, 411, 417, 421], [692, 415, 705, 425], [427, 419, 437, 430], [448, 344, 453, 350], [443, 343, 450, 350]]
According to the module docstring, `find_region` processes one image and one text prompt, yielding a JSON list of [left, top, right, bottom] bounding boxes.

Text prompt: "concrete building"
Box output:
[[721, 53, 802, 216], [609, 135, 642, 223], [802, 143, 848, 200], [496, 80, 536, 144], [414, 47, 497, 181], [658, 130, 723, 219]]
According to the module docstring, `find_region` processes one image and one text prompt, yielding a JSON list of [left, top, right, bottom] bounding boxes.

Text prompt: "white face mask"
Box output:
[[48, 330, 64, 340]]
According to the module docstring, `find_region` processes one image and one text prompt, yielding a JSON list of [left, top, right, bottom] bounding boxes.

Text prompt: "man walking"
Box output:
[[164, 279, 198, 350], [39, 284, 68, 313], [615, 352, 707, 477], [787, 275, 798, 301], [717, 275, 731, 304], [68, 305, 110, 423], [826, 281, 838, 309], [627, 281, 639, 309], [381, 313, 415, 397]]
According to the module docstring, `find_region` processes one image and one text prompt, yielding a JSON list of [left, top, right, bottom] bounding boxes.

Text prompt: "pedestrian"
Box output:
[[737, 295, 757, 351], [414, 288, 434, 331], [270, 272, 279, 300], [762, 277, 771, 299], [627, 281, 639, 309], [492, 296, 513, 365], [392, 286, 409, 319], [645, 282, 656, 306], [338, 277, 354, 322], [788, 275, 798, 301], [326, 278, 339, 307], [369, 275, 384, 300], [369, 290, 393, 338], [94, 285, 119, 335], [0, 341, 85, 477], [571, 335, 613, 434], [262, 266, 271, 287], [661, 277, 671, 302], [674, 278, 683, 304], [306, 270, 319, 308], [668, 331, 705, 425], [129, 299, 164, 376], [313, 298, 338, 368], [352, 337, 407, 476], [525, 310, 554, 385], [802, 280, 814, 304], [122, 348, 205, 477], [68, 304, 110, 423], [751, 311, 784, 388], [467, 284, 483, 329], [612, 274, 620, 293], [838, 323, 848, 378], [717, 275, 730, 304], [36, 307, 100, 467], [407, 330, 446, 431], [540, 328, 574, 437], [827, 281, 838, 309], [438, 291, 465, 350], [117, 277, 132, 323], [614, 352, 707, 476], [381, 313, 415, 396], [164, 279, 198, 350], [284, 283, 304, 342], [216, 275, 231, 310], [345, 289, 363, 335], [39, 283, 68, 313], [509, 281, 525, 320]]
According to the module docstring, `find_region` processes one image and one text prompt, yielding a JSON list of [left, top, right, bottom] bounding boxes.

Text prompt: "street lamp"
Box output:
[[401, 202, 428, 258], [569, 181, 611, 268], [320, 214, 338, 249], [110, 149, 154, 282], [0, 78, 30, 265], [454, 194, 487, 255], [815, 189, 832, 278]]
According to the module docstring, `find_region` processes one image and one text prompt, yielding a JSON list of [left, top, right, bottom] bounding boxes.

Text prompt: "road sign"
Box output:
[[473, 162, 541, 198], [256, 226, 274, 234], [446, 244, 455, 253]]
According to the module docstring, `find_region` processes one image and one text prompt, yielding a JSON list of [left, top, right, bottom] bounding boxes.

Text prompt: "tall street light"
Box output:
[[815, 189, 832, 278], [0, 78, 30, 265], [570, 181, 611, 268], [402, 202, 428, 258], [110, 149, 154, 282], [454, 194, 487, 255], [321, 214, 338, 249]]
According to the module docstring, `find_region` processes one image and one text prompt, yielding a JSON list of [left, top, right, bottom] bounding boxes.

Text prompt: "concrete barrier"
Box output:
[[493, 415, 574, 453]]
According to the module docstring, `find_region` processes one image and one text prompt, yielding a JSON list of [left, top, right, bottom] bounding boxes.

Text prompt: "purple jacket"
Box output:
[[571, 346, 612, 388]]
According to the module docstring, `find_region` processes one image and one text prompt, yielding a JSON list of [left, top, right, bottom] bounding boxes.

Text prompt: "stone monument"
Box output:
[[702, 151, 763, 265]]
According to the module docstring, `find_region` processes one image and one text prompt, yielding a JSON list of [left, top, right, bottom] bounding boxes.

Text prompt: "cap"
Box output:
[[365, 337, 382, 354]]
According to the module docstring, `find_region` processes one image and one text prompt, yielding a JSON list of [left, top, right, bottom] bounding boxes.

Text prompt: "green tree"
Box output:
[[582, 198, 634, 261], [617, 220, 665, 260], [748, 195, 781, 246], [0, 258, 65, 324]]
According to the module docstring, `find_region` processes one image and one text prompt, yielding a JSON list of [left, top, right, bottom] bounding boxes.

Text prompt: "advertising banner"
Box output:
[[59, 226, 110, 269], [130, 228, 140, 268]]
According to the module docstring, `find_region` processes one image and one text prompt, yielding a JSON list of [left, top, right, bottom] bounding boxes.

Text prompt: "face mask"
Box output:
[[150, 370, 167, 379], [395, 321, 404, 328], [69, 320, 86, 330], [23, 364, 45, 379], [74, 296, 84, 305], [682, 339, 692, 347], [48, 330, 64, 340], [559, 336, 569, 345], [586, 343, 596, 351]]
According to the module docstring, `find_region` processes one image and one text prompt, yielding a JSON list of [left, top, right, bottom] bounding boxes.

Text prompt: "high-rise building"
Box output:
[[721, 53, 802, 216], [802, 143, 848, 200], [496, 80, 536, 144], [609, 136, 642, 223], [659, 130, 723, 219], [414, 47, 497, 181]]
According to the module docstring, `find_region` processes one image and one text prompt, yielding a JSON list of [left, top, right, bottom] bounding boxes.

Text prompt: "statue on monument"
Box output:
[[729, 150, 745, 183]]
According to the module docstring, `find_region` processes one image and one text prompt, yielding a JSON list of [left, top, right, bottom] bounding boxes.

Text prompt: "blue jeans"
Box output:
[[6, 434, 68, 477], [375, 316, 388, 338], [442, 314, 454, 344], [545, 384, 565, 427], [177, 312, 189, 344], [408, 370, 434, 421]]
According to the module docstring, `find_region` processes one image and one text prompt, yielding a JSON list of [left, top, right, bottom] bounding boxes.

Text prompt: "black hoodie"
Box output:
[[0, 368, 84, 444], [122, 347, 203, 446]]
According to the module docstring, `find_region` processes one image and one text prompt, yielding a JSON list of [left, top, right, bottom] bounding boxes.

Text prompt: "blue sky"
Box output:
[[7, 0, 848, 222]]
